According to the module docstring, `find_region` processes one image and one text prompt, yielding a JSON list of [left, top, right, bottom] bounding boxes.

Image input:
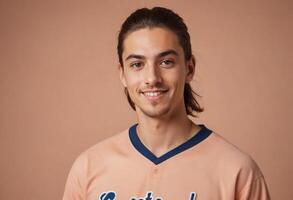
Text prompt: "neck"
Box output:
[[135, 107, 200, 157]]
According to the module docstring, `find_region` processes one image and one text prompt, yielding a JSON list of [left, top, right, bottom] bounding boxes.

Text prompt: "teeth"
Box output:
[[144, 92, 161, 97]]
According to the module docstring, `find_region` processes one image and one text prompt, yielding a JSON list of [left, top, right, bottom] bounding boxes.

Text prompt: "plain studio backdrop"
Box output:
[[0, 0, 292, 199]]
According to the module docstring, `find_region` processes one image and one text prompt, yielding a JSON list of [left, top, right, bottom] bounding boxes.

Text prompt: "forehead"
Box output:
[[122, 27, 183, 59]]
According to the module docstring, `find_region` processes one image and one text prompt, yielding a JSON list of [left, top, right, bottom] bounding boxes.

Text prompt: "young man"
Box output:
[[63, 7, 270, 200]]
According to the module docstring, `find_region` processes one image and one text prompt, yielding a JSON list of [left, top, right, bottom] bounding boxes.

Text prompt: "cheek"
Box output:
[[166, 70, 186, 87], [124, 73, 140, 90], [168, 74, 186, 98]]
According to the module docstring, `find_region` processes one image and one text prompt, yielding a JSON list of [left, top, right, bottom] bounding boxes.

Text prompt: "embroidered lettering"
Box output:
[[99, 191, 196, 200], [99, 191, 116, 200]]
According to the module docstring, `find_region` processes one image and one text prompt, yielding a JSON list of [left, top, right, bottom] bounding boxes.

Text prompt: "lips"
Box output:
[[140, 89, 168, 100], [144, 91, 163, 97]]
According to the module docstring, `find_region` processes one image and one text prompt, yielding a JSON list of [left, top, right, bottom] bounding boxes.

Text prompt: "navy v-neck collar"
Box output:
[[129, 124, 212, 165]]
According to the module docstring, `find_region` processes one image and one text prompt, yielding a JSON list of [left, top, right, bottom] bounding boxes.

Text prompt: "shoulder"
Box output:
[[205, 130, 267, 192], [71, 128, 130, 171], [204, 131, 264, 178], [86, 128, 129, 155], [202, 129, 269, 197], [203, 129, 270, 199], [62, 128, 131, 199]]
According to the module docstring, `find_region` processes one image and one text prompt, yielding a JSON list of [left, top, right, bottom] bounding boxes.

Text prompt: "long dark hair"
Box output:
[[117, 7, 203, 116]]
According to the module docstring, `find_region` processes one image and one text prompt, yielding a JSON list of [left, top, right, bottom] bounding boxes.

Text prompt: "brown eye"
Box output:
[[160, 59, 174, 67], [130, 62, 143, 69]]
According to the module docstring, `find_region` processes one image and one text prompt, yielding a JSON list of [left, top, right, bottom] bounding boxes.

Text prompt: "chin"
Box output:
[[138, 105, 171, 118]]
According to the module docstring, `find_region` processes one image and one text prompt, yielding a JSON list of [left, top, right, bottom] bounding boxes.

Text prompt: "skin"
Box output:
[[119, 27, 201, 157]]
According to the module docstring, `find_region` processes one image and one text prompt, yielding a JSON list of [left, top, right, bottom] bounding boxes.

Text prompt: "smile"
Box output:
[[144, 91, 162, 97], [140, 90, 168, 100]]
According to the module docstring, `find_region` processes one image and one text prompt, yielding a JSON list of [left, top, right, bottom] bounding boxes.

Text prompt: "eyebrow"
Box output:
[[125, 49, 179, 61]]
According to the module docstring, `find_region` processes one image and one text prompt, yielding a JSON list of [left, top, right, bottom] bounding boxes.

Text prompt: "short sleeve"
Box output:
[[237, 174, 271, 200], [62, 154, 88, 200]]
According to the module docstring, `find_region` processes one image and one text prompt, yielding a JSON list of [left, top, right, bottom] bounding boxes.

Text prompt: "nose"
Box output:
[[144, 63, 162, 85]]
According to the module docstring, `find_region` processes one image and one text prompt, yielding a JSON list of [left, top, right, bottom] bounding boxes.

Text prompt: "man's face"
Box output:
[[119, 27, 195, 118]]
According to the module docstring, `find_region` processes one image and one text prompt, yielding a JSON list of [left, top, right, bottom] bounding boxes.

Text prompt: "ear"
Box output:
[[119, 64, 127, 87], [185, 55, 196, 83]]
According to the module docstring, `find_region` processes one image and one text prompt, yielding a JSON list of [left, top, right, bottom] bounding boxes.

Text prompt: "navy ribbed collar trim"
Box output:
[[129, 124, 212, 165]]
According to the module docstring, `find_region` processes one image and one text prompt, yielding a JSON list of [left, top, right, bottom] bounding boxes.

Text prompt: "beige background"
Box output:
[[0, 0, 292, 199]]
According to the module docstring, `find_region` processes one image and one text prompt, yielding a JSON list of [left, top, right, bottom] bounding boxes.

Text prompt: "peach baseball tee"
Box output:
[[63, 124, 270, 200]]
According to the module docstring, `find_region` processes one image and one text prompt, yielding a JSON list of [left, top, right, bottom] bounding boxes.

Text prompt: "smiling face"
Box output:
[[119, 27, 195, 119]]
